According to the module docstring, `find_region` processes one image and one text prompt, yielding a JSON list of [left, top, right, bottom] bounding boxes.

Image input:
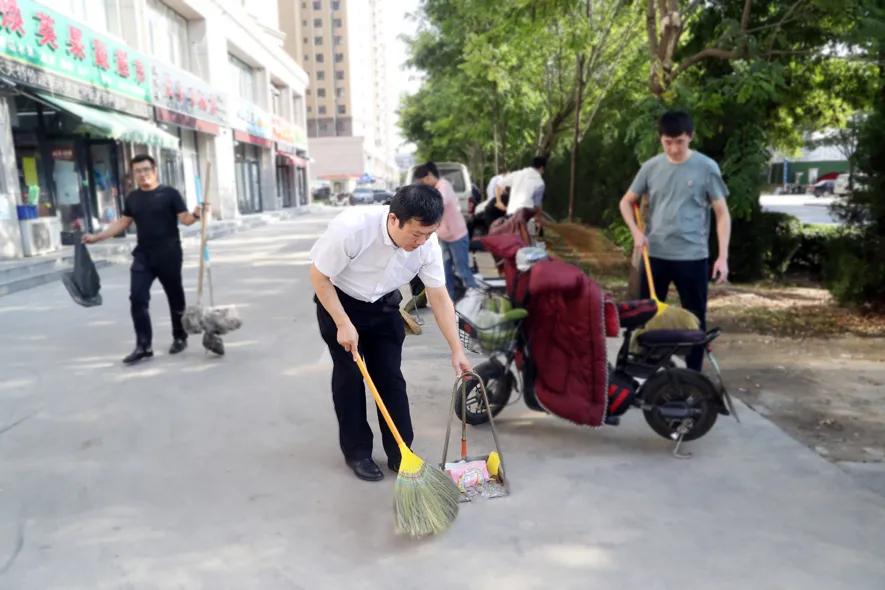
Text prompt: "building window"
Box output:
[[271, 86, 283, 115], [334, 53, 343, 63], [147, 0, 190, 71], [313, 18, 321, 27], [335, 88, 343, 98], [306, 89, 311, 95], [337, 105, 345, 115], [317, 88, 326, 97], [333, 18, 342, 27], [314, 36, 323, 45], [313, 1, 321, 9], [229, 54, 256, 103], [334, 36, 342, 46], [303, 37, 308, 44], [315, 53, 324, 63], [335, 70, 344, 80], [64, 0, 123, 36], [332, 0, 340, 9], [307, 106, 312, 112], [293, 94, 305, 126], [318, 106, 326, 114], [302, 19, 307, 26], [316, 71, 325, 80]]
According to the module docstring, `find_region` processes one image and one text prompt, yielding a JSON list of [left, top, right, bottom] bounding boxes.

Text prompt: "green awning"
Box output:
[[36, 93, 179, 150]]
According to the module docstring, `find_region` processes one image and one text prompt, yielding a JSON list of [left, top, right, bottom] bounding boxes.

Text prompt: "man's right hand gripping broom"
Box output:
[[337, 320, 360, 362]]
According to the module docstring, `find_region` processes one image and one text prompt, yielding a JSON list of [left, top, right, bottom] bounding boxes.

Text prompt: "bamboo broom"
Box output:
[[354, 356, 460, 537], [633, 203, 701, 331]]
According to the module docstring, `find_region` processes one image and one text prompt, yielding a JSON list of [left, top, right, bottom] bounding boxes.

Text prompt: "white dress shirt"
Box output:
[[501, 167, 545, 214], [486, 174, 504, 201], [310, 206, 446, 303]]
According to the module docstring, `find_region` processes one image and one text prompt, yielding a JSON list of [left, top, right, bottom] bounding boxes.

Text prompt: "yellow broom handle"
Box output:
[[633, 203, 660, 303], [355, 356, 405, 447]]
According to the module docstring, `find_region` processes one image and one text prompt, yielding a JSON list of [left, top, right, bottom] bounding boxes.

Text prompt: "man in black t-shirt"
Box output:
[[83, 154, 202, 364]]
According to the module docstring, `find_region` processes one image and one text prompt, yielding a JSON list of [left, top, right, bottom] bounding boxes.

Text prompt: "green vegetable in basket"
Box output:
[[477, 308, 528, 351]]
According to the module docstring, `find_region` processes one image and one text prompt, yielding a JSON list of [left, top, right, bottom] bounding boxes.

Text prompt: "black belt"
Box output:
[[314, 287, 402, 314]]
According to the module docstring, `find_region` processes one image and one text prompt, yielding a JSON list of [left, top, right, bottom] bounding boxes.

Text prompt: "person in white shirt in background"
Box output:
[[414, 161, 479, 300], [497, 156, 547, 215], [310, 184, 472, 482], [482, 166, 509, 210]]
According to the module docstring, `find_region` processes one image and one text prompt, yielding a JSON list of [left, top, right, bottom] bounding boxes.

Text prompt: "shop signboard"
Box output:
[[230, 96, 273, 147], [272, 114, 307, 151], [0, 0, 152, 116], [151, 58, 226, 134]]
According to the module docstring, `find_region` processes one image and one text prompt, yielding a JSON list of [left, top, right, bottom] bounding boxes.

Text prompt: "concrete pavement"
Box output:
[[759, 193, 841, 225], [1, 207, 884, 589]]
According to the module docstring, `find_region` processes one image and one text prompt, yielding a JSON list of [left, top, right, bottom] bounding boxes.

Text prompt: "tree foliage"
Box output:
[[400, 0, 644, 180]]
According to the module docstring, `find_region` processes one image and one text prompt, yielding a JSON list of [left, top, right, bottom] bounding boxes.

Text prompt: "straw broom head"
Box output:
[[393, 444, 460, 537], [354, 357, 459, 537]]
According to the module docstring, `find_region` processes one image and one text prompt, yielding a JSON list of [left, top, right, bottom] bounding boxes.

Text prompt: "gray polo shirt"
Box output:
[[628, 152, 728, 261]]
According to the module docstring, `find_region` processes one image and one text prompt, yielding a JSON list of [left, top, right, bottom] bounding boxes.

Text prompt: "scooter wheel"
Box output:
[[641, 368, 719, 442], [454, 360, 512, 425]]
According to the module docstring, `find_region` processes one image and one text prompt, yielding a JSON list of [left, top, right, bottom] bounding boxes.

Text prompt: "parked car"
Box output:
[[312, 186, 331, 201], [372, 189, 394, 203], [812, 179, 835, 197], [405, 162, 473, 213], [350, 188, 376, 205]]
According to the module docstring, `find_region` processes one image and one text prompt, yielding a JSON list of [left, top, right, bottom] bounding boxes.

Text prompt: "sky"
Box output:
[[387, 0, 422, 154]]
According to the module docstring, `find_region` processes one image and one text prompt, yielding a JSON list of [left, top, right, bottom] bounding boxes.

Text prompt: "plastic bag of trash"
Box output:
[[61, 243, 102, 307]]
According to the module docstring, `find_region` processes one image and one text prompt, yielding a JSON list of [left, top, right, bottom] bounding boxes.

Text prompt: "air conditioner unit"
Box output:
[[19, 217, 61, 257]]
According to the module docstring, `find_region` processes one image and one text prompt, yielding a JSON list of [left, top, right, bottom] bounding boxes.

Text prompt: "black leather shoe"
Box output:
[[346, 458, 384, 481], [123, 347, 153, 365], [169, 339, 187, 354]]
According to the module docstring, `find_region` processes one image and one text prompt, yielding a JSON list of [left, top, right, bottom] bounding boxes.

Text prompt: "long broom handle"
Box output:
[[196, 162, 213, 302], [633, 203, 660, 304], [355, 356, 406, 448]]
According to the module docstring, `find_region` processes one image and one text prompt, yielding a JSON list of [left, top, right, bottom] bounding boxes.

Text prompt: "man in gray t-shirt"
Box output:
[[619, 111, 732, 370]]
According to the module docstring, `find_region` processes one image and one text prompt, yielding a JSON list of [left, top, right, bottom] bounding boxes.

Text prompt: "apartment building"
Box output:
[[279, 0, 397, 194]]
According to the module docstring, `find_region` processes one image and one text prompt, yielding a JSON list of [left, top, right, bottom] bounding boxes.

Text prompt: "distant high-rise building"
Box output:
[[279, 0, 398, 192]]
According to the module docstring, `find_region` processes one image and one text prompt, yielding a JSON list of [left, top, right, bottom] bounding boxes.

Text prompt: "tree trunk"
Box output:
[[568, 53, 584, 223]]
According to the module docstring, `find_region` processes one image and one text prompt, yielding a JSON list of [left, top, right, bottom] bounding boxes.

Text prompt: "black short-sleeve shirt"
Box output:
[[122, 185, 187, 248]]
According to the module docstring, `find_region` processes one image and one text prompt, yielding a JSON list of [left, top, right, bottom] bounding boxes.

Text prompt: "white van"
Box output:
[[405, 162, 472, 212], [834, 172, 868, 196]]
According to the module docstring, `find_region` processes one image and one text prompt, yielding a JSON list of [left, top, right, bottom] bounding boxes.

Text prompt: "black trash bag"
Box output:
[[61, 243, 102, 307]]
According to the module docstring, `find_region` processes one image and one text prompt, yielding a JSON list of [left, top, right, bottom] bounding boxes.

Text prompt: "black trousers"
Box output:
[[130, 243, 187, 349], [316, 289, 412, 466], [640, 257, 709, 371]]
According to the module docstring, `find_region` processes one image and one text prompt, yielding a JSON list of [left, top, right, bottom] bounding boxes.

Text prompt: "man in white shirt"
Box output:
[[310, 184, 472, 482], [484, 167, 508, 204], [497, 156, 547, 215]]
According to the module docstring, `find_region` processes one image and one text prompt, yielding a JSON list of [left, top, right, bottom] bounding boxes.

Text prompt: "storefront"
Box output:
[[0, 0, 173, 254], [230, 99, 273, 215], [151, 60, 227, 211], [8, 93, 177, 244], [272, 114, 309, 209]]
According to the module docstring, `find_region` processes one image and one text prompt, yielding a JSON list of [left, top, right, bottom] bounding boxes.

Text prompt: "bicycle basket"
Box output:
[[457, 308, 527, 354]]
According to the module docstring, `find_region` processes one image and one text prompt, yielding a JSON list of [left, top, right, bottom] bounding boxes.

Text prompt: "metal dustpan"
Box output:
[[440, 370, 510, 502]]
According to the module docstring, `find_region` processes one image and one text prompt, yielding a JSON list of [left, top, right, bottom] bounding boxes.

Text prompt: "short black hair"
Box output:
[[130, 154, 156, 168], [658, 110, 694, 137], [531, 156, 547, 169], [389, 183, 444, 227], [413, 161, 440, 180]]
